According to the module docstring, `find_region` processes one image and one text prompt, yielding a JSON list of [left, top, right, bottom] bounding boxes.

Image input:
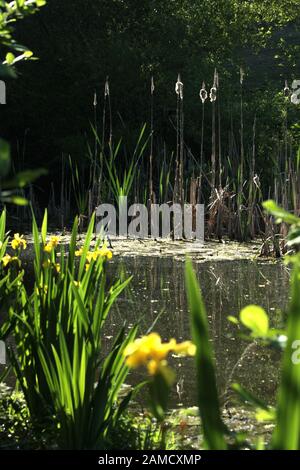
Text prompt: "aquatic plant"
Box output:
[[0, 209, 138, 449], [124, 331, 195, 448]]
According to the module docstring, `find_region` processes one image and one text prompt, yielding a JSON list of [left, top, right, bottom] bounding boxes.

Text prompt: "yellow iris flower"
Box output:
[[1, 254, 19, 267], [96, 247, 113, 259], [55, 263, 61, 273], [75, 246, 112, 261], [124, 333, 196, 375], [11, 233, 27, 250], [44, 235, 60, 252]]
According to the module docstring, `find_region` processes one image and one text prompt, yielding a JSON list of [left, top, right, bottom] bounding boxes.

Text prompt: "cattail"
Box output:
[[175, 74, 184, 100], [92, 90, 98, 197], [210, 68, 218, 102], [210, 69, 218, 192], [104, 77, 110, 97], [238, 66, 245, 240], [149, 76, 155, 205], [174, 74, 184, 209], [283, 81, 290, 192], [151, 76, 155, 95], [210, 86, 217, 102], [240, 66, 245, 85], [199, 81, 207, 194], [199, 82, 208, 104], [103, 76, 112, 146], [93, 91, 97, 107]]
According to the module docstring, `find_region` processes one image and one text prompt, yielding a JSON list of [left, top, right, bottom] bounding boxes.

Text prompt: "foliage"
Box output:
[[104, 124, 148, 202], [184, 204, 300, 449], [0, 209, 138, 449], [263, 200, 300, 248], [3, 0, 300, 192], [0, 0, 46, 77], [123, 331, 195, 435], [0, 383, 55, 449], [0, 1, 47, 204], [0, 137, 46, 204], [2, 203, 300, 449]]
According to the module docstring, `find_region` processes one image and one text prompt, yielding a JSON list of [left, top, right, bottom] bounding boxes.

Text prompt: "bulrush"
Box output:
[[199, 81, 208, 104], [175, 73, 183, 100]]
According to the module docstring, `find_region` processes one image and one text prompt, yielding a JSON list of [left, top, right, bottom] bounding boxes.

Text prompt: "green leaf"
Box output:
[[272, 263, 300, 449], [256, 408, 276, 422], [1, 195, 28, 206], [263, 200, 300, 226], [148, 370, 173, 422], [5, 52, 15, 65], [23, 50, 33, 58], [0, 64, 17, 79], [228, 315, 239, 325], [185, 259, 227, 450], [287, 226, 300, 247], [41, 209, 48, 244], [240, 305, 269, 337], [2, 168, 47, 189], [0, 139, 10, 178]]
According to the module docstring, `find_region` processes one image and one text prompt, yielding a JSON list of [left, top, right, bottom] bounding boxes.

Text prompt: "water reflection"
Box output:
[[106, 258, 290, 408]]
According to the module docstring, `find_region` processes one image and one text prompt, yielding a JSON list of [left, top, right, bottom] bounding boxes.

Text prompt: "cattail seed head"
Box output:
[[240, 67, 245, 85], [151, 76, 155, 95], [104, 77, 110, 97], [175, 74, 184, 100], [210, 85, 217, 102], [210, 69, 218, 102], [199, 81, 208, 104]]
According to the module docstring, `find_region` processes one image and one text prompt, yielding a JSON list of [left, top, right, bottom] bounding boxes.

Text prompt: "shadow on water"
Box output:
[[105, 257, 290, 408]]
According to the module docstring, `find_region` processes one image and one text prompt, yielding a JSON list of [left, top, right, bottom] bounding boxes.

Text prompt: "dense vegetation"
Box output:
[[1, 0, 300, 241], [1, 203, 300, 449], [1, 0, 300, 454]]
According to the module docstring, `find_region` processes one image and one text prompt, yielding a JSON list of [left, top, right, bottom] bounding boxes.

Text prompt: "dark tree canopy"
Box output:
[[2, 0, 300, 204]]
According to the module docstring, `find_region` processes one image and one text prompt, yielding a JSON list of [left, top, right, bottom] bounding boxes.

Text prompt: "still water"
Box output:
[[106, 257, 290, 408]]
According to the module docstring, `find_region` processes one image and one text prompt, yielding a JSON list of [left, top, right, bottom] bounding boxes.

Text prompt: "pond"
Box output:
[[0, 254, 290, 413], [106, 257, 290, 409]]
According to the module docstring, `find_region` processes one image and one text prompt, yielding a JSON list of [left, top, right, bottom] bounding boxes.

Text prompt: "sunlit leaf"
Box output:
[[240, 305, 269, 337], [227, 315, 239, 325], [5, 52, 15, 65], [263, 200, 300, 225]]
